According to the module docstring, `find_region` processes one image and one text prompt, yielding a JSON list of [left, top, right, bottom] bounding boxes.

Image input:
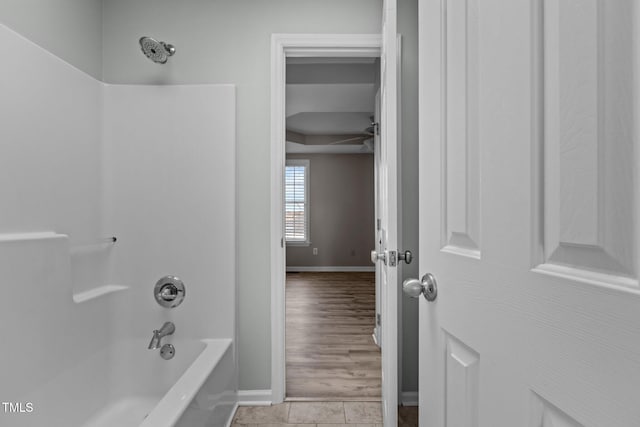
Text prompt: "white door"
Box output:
[[376, 0, 399, 425], [416, 0, 640, 426]]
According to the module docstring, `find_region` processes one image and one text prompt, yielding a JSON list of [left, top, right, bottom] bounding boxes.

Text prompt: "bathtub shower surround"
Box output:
[[0, 23, 237, 427]]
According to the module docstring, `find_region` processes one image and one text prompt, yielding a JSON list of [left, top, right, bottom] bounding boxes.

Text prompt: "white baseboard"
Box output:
[[225, 402, 239, 427], [237, 389, 273, 406], [286, 266, 375, 272], [401, 391, 419, 406]]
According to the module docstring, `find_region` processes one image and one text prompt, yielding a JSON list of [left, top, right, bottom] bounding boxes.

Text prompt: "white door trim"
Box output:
[[270, 33, 382, 403]]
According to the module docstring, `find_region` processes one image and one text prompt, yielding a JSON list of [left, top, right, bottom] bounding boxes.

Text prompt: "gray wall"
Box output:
[[286, 154, 375, 267], [101, 0, 382, 391], [0, 0, 102, 79], [398, 0, 419, 394]]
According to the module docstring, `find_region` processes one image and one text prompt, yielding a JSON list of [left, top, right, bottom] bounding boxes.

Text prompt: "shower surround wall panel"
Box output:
[[0, 22, 111, 426], [0, 22, 237, 427], [102, 84, 237, 343]]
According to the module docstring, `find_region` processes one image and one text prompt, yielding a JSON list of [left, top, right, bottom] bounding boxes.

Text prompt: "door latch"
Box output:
[[388, 250, 397, 267]]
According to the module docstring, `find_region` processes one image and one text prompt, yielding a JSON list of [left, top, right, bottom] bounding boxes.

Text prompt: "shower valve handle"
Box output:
[[154, 276, 186, 308]]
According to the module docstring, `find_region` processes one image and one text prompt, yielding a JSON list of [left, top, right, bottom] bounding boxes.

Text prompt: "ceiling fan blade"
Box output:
[[329, 136, 368, 145]]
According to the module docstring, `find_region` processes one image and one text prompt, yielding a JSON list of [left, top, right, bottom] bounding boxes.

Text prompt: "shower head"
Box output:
[[139, 36, 176, 64]]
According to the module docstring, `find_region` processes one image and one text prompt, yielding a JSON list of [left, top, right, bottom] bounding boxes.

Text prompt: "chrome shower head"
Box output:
[[139, 36, 176, 64]]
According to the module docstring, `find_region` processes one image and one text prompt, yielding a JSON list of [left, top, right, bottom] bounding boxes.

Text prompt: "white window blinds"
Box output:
[[285, 160, 309, 243]]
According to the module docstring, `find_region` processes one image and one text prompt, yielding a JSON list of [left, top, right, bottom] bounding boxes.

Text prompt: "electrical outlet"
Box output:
[[313, 248, 318, 255]]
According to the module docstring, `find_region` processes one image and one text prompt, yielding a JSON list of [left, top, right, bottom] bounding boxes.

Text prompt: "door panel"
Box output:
[[530, 393, 583, 427], [443, 0, 481, 258], [419, 0, 640, 426], [537, 0, 637, 285], [444, 334, 479, 427]]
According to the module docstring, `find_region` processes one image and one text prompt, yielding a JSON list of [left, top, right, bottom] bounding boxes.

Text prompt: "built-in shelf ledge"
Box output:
[[73, 284, 129, 304], [70, 238, 117, 255], [0, 231, 67, 242]]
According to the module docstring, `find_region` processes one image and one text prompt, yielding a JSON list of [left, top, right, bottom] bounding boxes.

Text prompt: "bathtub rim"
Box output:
[[139, 338, 233, 427]]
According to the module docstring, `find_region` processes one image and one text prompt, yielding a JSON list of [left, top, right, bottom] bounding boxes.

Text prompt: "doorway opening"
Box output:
[[269, 35, 383, 405], [284, 56, 380, 401]]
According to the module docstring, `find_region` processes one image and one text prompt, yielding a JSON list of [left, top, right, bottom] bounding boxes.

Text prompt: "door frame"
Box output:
[[270, 34, 382, 403]]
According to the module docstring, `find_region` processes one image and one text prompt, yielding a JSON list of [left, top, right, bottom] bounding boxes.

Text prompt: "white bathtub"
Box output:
[[76, 338, 235, 427], [5, 336, 235, 427]]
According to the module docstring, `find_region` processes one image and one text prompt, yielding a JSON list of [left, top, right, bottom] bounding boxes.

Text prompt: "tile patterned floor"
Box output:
[[232, 402, 418, 427]]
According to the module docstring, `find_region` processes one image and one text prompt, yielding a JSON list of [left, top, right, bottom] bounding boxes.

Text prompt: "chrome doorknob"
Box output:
[[398, 250, 412, 264], [402, 273, 438, 301], [371, 250, 386, 264]]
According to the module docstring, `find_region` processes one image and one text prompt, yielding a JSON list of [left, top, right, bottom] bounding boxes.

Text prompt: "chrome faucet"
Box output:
[[148, 322, 175, 350]]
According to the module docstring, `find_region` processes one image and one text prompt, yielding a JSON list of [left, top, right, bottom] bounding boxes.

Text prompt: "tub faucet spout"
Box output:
[[148, 321, 175, 350]]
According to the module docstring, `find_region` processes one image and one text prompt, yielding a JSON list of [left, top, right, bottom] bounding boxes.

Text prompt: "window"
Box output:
[[285, 159, 310, 244]]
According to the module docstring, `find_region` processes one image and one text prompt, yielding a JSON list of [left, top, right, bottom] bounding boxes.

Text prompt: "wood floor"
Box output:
[[285, 272, 381, 400]]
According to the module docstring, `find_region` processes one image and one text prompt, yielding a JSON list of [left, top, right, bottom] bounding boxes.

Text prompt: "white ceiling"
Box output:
[[287, 62, 377, 84], [285, 58, 377, 152], [286, 84, 375, 119]]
